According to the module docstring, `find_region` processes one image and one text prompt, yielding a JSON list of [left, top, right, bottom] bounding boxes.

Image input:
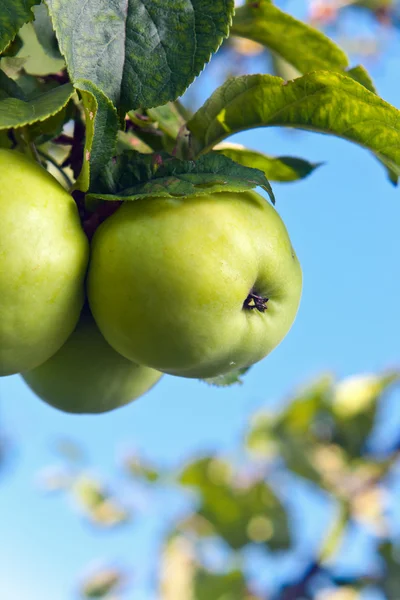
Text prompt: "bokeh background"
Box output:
[[1, 1, 400, 599]]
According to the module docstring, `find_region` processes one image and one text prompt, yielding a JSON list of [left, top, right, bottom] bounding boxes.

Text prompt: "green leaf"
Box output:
[[71, 475, 129, 527], [0, 130, 12, 149], [124, 454, 159, 482], [277, 375, 334, 436], [380, 542, 400, 599], [246, 376, 334, 484], [330, 371, 400, 457], [231, 1, 348, 74], [16, 23, 65, 75], [203, 366, 250, 387], [346, 65, 377, 93], [88, 151, 275, 204], [146, 102, 187, 140], [81, 568, 124, 599], [180, 458, 290, 551], [0, 0, 40, 55], [0, 36, 23, 58], [32, 3, 62, 60], [0, 72, 74, 130], [45, 0, 234, 111], [195, 568, 247, 600], [188, 72, 400, 180], [28, 101, 74, 145], [215, 143, 322, 182], [75, 80, 120, 191]]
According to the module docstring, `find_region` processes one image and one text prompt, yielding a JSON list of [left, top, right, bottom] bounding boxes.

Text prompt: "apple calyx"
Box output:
[[243, 291, 269, 313]]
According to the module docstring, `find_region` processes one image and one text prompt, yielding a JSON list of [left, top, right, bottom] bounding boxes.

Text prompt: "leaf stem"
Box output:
[[13, 127, 40, 163]]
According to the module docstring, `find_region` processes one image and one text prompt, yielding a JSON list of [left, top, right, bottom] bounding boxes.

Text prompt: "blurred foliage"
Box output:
[[35, 368, 400, 599], [1, 1, 400, 599]]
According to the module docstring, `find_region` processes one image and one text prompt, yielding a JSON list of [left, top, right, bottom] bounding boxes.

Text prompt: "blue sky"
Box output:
[[1, 6, 400, 600]]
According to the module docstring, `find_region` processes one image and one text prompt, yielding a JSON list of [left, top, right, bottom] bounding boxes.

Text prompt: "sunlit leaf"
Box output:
[[232, 1, 348, 74], [188, 72, 400, 182], [215, 143, 322, 182], [346, 65, 377, 93]]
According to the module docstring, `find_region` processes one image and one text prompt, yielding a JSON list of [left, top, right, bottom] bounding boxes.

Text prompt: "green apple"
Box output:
[[88, 190, 302, 379], [0, 149, 88, 376], [22, 311, 163, 413]]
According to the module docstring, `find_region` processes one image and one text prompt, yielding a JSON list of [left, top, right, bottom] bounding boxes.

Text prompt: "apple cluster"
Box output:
[[0, 149, 302, 413]]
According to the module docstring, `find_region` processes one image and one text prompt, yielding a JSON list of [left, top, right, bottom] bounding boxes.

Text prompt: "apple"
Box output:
[[0, 149, 88, 376], [22, 310, 163, 413], [88, 190, 302, 379]]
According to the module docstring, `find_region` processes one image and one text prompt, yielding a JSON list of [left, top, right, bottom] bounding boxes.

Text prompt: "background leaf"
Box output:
[[32, 3, 62, 60], [15, 22, 64, 75], [180, 458, 290, 551], [215, 143, 322, 182], [231, 0, 349, 74]]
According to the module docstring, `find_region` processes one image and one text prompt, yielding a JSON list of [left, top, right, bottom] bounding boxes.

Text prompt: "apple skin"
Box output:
[[87, 190, 302, 379], [0, 149, 89, 377], [22, 311, 163, 414]]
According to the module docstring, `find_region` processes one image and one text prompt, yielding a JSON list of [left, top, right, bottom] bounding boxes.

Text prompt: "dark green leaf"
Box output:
[[0, 0, 40, 55], [188, 72, 400, 181], [215, 144, 322, 182], [28, 101, 73, 144], [231, 1, 348, 74], [88, 151, 275, 204], [380, 542, 400, 599], [45, 0, 234, 111], [0, 36, 23, 58], [0, 130, 12, 149], [0, 71, 74, 130]]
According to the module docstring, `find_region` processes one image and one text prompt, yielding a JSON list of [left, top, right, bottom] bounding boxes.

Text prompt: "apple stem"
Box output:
[[243, 291, 269, 313]]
